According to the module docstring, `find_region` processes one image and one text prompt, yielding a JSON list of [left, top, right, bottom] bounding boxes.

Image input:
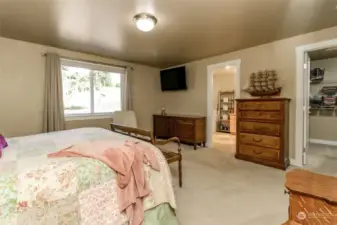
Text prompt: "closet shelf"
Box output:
[[218, 129, 230, 133], [311, 80, 337, 85], [217, 91, 234, 133], [310, 106, 336, 111]]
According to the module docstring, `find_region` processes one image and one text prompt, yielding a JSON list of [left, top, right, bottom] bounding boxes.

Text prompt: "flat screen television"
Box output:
[[160, 66, 187, 91]]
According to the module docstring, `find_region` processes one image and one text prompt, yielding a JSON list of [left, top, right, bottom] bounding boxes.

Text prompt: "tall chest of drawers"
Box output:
[[235, 98, 290, 170]]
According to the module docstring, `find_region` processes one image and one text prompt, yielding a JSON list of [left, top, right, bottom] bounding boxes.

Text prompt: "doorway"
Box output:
[[295, 39, 337, 169], [206, 60, 241, 150], [306, 49, 337, 173]]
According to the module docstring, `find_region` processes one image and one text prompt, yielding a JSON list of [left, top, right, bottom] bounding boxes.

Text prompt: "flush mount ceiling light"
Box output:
[[134, 13, 157, 32]]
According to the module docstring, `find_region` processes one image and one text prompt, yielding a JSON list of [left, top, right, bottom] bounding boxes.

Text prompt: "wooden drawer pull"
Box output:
[[253, 149, 263, 154], [253, 137, 262, 142]]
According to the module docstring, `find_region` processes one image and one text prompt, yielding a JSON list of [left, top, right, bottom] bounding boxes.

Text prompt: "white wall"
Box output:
[[0, 37, 160, 137], [153, 26, 337, 159], [310, 57, 337, 141]]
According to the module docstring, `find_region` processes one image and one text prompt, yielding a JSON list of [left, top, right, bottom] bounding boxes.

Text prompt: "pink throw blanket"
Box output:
[[48, 140, 160, 225]]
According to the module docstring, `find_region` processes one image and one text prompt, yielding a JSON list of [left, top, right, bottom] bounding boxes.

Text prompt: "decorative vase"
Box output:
[[161, 107, 166, 115]]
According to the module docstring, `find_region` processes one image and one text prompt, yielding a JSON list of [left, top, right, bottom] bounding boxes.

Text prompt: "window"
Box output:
[[61, 59, 125, 119]]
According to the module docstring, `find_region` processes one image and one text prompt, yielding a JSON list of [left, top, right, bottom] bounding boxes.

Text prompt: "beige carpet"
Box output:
[[164, 143, 288, 225], [162, 137, 337, 225]]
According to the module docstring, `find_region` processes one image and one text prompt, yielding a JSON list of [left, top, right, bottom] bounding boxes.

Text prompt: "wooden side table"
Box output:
[[284, 169, 337, 224]]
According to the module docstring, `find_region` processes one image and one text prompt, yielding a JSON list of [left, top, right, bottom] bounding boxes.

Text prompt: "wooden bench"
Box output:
[[110, 123, 183, 187]]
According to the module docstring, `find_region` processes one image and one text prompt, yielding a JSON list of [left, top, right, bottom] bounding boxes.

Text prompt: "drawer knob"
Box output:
[[253, 137, 263, 142], [253, 149, 263, 154]]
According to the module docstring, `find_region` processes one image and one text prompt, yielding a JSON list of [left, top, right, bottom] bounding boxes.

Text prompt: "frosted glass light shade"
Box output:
[[134, 13, 157, 32]]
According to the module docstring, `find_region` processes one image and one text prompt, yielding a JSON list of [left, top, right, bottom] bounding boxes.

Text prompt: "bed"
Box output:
[[0, 127, 179, 225]]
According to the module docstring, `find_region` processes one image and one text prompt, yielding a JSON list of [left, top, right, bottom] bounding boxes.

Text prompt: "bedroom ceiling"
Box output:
[[0, 0, 336, 68]]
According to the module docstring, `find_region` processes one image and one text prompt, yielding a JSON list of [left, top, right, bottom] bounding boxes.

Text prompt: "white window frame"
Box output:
[[61, 58, 126, 121]]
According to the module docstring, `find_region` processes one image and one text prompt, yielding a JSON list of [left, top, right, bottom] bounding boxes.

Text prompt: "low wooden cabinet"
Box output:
[[153, 116, 170, 137], [153, 114, 206, 150], [235, 98, 290, 170]]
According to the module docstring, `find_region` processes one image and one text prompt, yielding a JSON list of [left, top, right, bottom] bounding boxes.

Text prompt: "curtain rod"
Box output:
[[41, 53, 134, 70]]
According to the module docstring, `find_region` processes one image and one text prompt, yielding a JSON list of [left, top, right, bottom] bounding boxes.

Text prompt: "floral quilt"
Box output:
[[0, 128, 176, 225]]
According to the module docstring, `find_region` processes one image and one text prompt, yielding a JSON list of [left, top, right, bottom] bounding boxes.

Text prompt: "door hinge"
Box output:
[[304, 63, 308, 70]]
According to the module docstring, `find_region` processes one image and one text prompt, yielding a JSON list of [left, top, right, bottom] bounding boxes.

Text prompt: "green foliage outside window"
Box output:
[[62, 66, 120, 96]]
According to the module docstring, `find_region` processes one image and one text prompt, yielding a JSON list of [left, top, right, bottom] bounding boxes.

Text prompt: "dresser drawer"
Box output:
[[173, 119, 195, 141], [239, 121, 281, 136], [239, 111, 282, 121], [239, 144, 280, 161], [238, 101, 282, 111], [240, 133, 280, 149]]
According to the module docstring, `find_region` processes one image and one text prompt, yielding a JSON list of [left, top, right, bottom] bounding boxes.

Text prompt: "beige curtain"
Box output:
[[43, 53, 65, 132], [122, 67, 133, 110]]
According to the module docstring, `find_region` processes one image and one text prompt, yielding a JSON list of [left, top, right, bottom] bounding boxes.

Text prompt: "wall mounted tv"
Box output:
[[160, 66, 187, 91]]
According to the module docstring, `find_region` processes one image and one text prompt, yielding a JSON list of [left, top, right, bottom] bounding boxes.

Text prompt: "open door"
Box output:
[[302, 52, 311, 165]]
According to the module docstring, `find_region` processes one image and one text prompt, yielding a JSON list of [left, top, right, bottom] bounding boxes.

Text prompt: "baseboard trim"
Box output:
[[290, 158, 302, 167], [309, 139, 337, 146]]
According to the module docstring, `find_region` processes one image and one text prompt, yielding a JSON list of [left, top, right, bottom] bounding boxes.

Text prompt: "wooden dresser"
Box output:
[[153, 114, 206, 150], [283, 169, 337, 225], [235, 98, 290, 170]]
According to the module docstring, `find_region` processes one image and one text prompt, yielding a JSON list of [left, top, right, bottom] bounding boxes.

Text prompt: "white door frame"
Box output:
[[294, 38, 337, 167], [206, 59, 241, 147]]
